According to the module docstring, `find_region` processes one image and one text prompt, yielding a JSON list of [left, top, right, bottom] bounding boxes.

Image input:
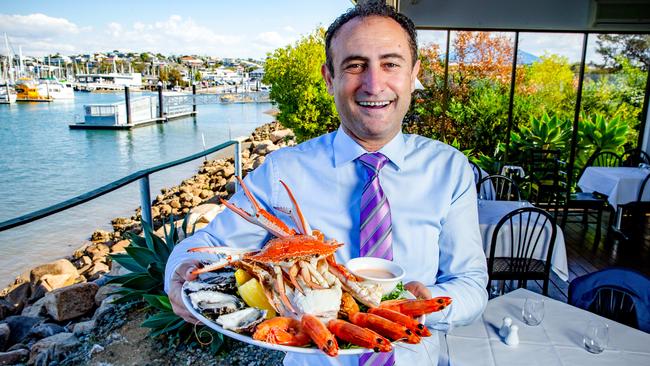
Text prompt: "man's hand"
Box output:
[[405, 280, 432, 300], [169, 261, 201, 324]]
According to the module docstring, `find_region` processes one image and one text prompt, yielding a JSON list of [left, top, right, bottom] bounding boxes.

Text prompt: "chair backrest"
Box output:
[[477, 174, 522, 201], [526, 149, 562, 209], [591, 151, 623, 168], [469, 160, 482, 185], [568, 267, 650, 332], [576, 150, 623, 183], [488, 206, 557, 276], [622, 148, 650, 167]]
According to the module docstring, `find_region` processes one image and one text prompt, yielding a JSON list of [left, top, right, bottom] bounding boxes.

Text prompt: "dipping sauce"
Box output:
[[355, 268, 396, 279]]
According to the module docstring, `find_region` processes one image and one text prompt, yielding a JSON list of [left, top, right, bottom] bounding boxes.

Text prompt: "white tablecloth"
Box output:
[[577, 167, 650, 209], [478, 200, 569, 281], [440, 288, 650, 366]]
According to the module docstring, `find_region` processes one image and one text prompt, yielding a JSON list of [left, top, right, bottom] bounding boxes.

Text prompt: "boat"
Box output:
[[38, 78, 75, 99], [0, 84, 16, 104], [15, 78, 53, 102]]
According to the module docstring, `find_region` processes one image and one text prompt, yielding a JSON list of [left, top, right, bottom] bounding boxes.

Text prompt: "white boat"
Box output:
[[38, 79, 75, 100], [0, 84, 16, 104]]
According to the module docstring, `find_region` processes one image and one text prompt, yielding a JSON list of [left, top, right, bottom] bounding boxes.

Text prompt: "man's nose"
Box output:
[[360, 66, 385, 95]]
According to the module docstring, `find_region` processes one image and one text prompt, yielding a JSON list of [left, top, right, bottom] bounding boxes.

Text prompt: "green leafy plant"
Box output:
[[263, 28, 339, 142], [108, 216, 223, 350]]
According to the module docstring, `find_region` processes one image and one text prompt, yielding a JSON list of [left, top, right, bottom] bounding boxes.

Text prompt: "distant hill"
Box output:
[[518, 50, 540, 65]]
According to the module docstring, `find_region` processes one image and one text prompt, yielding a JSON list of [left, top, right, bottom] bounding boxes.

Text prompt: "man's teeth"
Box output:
[[358, 101, 390, 107]]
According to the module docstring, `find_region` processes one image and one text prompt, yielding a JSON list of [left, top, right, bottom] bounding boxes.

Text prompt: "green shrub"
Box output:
[[108, 217, 223, 350], [263, 28, 338, 142]]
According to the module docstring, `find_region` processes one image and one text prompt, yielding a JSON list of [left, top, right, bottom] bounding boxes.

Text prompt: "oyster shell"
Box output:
[[188, 290, 245, 317], [216, 307, 267, 333], [197, 269, 237, 294]]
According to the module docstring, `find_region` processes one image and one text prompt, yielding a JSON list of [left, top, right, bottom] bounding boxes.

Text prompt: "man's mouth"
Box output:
[[357, 100, 392, 109]]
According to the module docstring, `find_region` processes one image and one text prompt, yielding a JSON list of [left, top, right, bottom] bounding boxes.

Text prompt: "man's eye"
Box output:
[[384, 63, 399, 69], [345, 64, 365, 72]]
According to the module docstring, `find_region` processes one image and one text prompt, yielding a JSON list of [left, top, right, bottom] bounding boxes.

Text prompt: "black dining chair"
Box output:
[[622, 148, 650, 167], [487, 206, 557, 296], [477, 174, 522, 201], [469, 159, 483, 185], [606, 172, 650, 244], [560, 150, 621, 247], [525, 149, 562, 219], [569, 267, 650, 333]]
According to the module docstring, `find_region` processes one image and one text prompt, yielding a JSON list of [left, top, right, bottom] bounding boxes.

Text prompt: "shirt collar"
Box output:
[[332, 126, 405, 171]]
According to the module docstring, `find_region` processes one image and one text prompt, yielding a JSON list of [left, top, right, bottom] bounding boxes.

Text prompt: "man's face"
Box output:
[[322, 16, 420, 150]]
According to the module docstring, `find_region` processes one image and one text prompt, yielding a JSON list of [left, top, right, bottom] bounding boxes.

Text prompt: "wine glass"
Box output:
[[583, 321, 609, 354], [522, 298, 544, 326]]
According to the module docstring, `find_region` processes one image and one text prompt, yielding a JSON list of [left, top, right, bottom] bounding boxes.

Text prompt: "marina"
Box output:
[[0, 91, 274, 282]]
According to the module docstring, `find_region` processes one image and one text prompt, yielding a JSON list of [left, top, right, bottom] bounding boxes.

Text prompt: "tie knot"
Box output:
[[358, 152, 389, 173]]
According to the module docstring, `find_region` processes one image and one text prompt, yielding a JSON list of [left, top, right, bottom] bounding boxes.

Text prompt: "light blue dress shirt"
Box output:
[[165, 127, 488, 365]]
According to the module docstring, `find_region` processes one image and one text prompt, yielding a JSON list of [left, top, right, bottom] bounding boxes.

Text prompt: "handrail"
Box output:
[[0, 139, 239, 232]]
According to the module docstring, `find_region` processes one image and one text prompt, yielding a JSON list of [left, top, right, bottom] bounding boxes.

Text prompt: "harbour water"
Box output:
[[0, 92, 274, 285]]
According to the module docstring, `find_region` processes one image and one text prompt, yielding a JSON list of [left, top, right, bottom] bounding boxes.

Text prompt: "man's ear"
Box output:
[[410, 59, 421, 93], [321, 63, 334, 95]]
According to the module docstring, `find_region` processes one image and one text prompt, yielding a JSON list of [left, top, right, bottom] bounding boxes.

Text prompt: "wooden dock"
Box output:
[[69, 88, 269, 130]]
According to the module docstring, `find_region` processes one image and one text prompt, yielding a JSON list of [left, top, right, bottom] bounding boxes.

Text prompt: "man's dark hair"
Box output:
[[324, 1, 418, 75]]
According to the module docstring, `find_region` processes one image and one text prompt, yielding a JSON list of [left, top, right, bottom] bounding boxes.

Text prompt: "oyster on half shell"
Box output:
[[216, 307, 267, 333]]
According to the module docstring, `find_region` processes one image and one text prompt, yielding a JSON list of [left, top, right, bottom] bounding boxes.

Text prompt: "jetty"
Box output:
[[69, 86, 270, 130]]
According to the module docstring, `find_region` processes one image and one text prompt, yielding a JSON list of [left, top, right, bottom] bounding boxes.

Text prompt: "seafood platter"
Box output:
[[182, 178, 452, 357]]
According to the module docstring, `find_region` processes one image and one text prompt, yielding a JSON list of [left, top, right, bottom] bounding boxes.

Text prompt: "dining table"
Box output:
[[577, 166, 650, 228], [477, 199, 569, 281], [437, 288, 650, 365]]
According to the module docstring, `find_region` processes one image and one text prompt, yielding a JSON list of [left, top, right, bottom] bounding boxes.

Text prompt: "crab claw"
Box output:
[[274, 180, 313, 236], [220, 176, 294, 238]]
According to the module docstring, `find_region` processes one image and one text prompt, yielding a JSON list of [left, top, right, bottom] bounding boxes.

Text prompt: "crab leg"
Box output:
[[349, 312, 421, 344], [220, 176, 294, 238], [379, 297, 452, 317], [368, 307, 432, 337], [327, 319, 392, 352], [327, 256, 382, 308], [301, 314, 339, 357], [277, 179, 312, 236], [273, 266, 297, 314]]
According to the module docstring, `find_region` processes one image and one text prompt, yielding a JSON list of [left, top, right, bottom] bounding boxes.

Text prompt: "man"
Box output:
[[165, 2, 487, 365]]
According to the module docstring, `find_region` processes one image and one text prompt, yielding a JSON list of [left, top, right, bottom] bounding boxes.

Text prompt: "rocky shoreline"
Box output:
[[0, 121, 295, 365]]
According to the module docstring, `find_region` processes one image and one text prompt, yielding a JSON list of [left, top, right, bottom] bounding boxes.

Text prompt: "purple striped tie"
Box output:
[[358, 153, 394, 366], [358, 152, 393, 260]]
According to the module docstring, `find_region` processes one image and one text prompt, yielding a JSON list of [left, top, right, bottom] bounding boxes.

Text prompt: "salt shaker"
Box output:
[[499, 317, 512, 338], [505, 325, 520, 347]]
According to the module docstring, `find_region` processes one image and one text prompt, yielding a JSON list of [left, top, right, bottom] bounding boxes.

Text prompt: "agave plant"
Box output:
[[108, 216, 223, 349]]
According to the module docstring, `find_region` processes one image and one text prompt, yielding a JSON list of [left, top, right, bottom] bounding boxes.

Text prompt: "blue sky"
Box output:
[[1, 0, 601, 63]]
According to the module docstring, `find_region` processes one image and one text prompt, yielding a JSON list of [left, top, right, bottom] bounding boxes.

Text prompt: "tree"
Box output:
[[263, 28, 338, 142], [596, 34, 650, 71], [522, 54, 576, 119]]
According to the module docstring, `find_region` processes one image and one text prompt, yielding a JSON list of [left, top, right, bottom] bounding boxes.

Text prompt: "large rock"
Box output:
[[20, 297, 48, 318], [110, 239, 130, 254], [43, 283, 99, 322], [3, 316, 41, 345], [0, 323, 9, 352], [28, 332, 79, 366], [29, 260, 79, 295], [270, 129, 294, 143], [2, 283, 31, 315], [72, 320, 95, 336], [0, 349, 28, 365], [0, 299, 16, 321], [26, 323, 66, 340]]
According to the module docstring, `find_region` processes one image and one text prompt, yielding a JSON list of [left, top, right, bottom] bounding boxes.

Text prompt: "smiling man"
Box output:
[[165, 2, 487, 365]]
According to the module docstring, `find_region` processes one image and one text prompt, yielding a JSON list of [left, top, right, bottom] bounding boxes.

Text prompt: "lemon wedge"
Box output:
[[234, 268, 253, 286], [238, 278, 276, 319]]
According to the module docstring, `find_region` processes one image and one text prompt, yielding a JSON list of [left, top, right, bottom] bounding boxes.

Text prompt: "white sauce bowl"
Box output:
[[345, 257, 405, 296]]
